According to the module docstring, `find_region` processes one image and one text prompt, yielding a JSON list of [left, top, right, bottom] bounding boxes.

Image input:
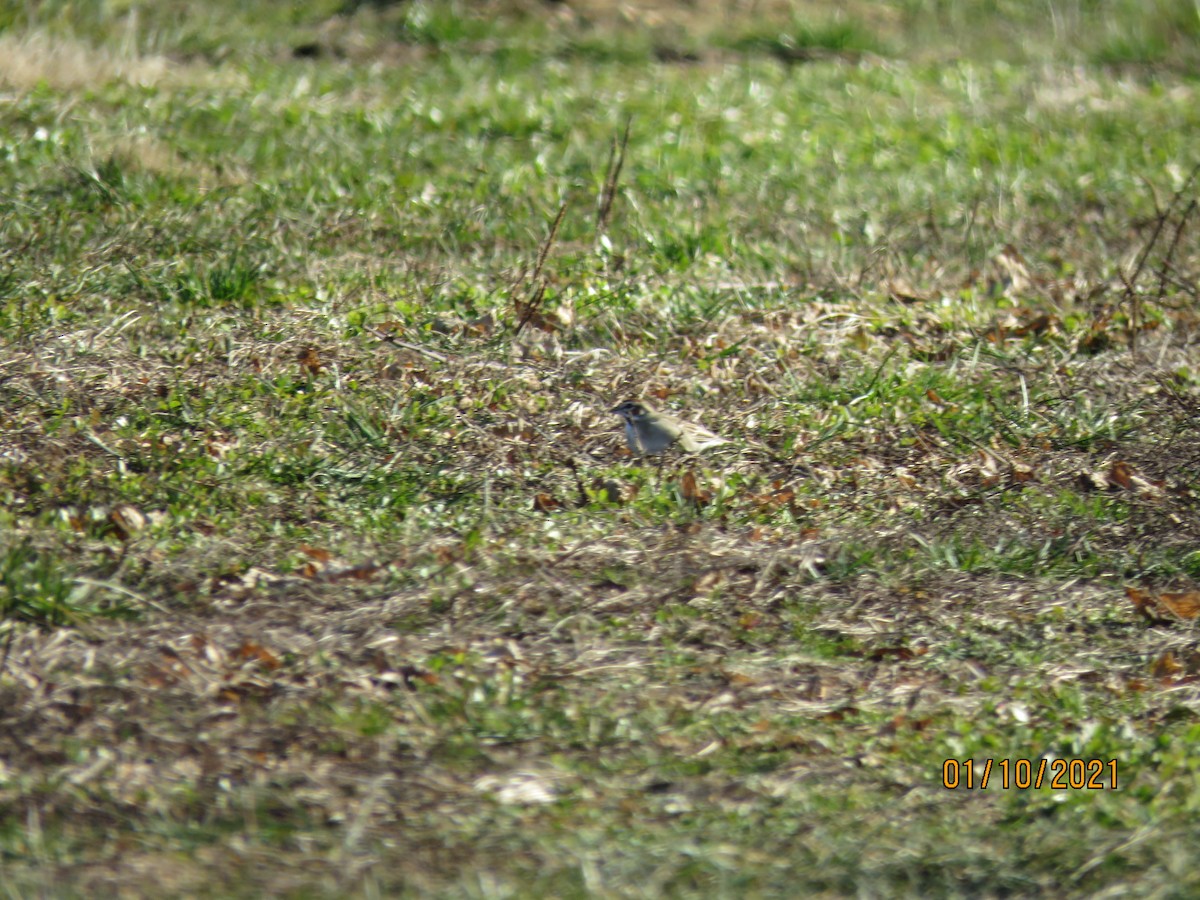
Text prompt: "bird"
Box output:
[[610, 400, 729, 455]]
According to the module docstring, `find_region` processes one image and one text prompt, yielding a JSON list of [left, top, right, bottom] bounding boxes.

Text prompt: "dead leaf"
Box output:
[[1152, 651, 1183, 678], [867, 646, 917, 661], [398, 664, 438, 688], [1110, 461, 1136, 491], [206, 434, 237, 458], [693, 571, 725, 594], [320, 562, 385, 582], [749, 486, 795, 511], [1158, 592, 1200, 619], [822, 705, 859, 722], [1105, 461, 1164, 497], [433, 544, 462, 564], [1009, 463, 1036, 484], [298, 346, 323, 376], [1128, 586, 1200, 623], [990, 244, 1031, 297], [1014, 313, 1057, 336], [533, 493, 562, 512], [679, 470, 712, 506], [236, 641, 282, 671], [887, 277, 928, 304], [466, 312, 496, 335], [108, 505, 146, 540]]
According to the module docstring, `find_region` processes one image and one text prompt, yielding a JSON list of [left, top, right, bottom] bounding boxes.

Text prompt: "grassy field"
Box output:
[[4, 0, 1200, 896]]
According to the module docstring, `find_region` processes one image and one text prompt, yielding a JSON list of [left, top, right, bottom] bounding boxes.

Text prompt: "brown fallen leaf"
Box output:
[[319, 562, 385, 583], [298, 346, 323, 376], [1158, 592, 1200, 619], [1013, 312, 1059, 337], [1009, 463, 1037, 484], [109, 504, 147, 540], [887, 277, 929, 304], [1078, 462, 1162, 497], [1107, 460, 1164, 497], [749, 486, 795, 512], [1110, 460, 1136, 491], [822, 705, 859, 723], [1151, 651, 1183, 678], [1127, 586, 1200, 623], [679, 469, 712, 506], [237, 640, 282, 671]]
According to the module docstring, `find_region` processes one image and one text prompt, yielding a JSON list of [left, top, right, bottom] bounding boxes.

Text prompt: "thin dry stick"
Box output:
[[960, 194, 981, 259], [1127, 163, 1200, 289], [1124, 162, 1200, 349], [564, 457, 590, 508], [373, 329, 449, 363], [1154, 197, 1197, 305], [1123, 210, 1170, 352], [597, 117, 632, 234], [514, 201, 568, 336]]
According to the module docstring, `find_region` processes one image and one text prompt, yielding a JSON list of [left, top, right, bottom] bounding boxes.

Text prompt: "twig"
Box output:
[[514, 201, 568, 336], [1154, 197, 1197, 305], [73, 577, 172, 615], [851, 343, 901, 403], [960, 194, 981, 259], [373, 329, 448, 363], [1124, 162, 1200, 349], [597, 117, 631, 234], [565, 457, 590, 508]]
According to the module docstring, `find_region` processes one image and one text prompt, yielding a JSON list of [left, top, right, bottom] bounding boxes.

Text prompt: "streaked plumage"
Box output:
[[610, 400, 728, 455]]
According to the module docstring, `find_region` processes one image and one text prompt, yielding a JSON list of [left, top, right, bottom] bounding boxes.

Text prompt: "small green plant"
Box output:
[[0, 541, 135, 625]]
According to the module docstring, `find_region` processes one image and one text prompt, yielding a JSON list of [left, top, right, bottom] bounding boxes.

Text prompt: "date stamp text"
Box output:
[[942, 758, 1118, 790]]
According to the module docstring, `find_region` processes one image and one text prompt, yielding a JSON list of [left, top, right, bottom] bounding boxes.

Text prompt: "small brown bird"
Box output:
[[610, 400, 729, 455]]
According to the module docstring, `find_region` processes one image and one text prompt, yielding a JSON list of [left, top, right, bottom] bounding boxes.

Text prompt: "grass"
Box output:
[[3, 0, 1200, 896]]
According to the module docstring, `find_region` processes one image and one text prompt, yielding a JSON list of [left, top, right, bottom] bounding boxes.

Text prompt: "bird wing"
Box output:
[[678, 424, 728, 452]]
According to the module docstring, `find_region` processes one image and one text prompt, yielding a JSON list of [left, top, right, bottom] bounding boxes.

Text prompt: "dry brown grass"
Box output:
[[5, 280, 1200, 892]]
